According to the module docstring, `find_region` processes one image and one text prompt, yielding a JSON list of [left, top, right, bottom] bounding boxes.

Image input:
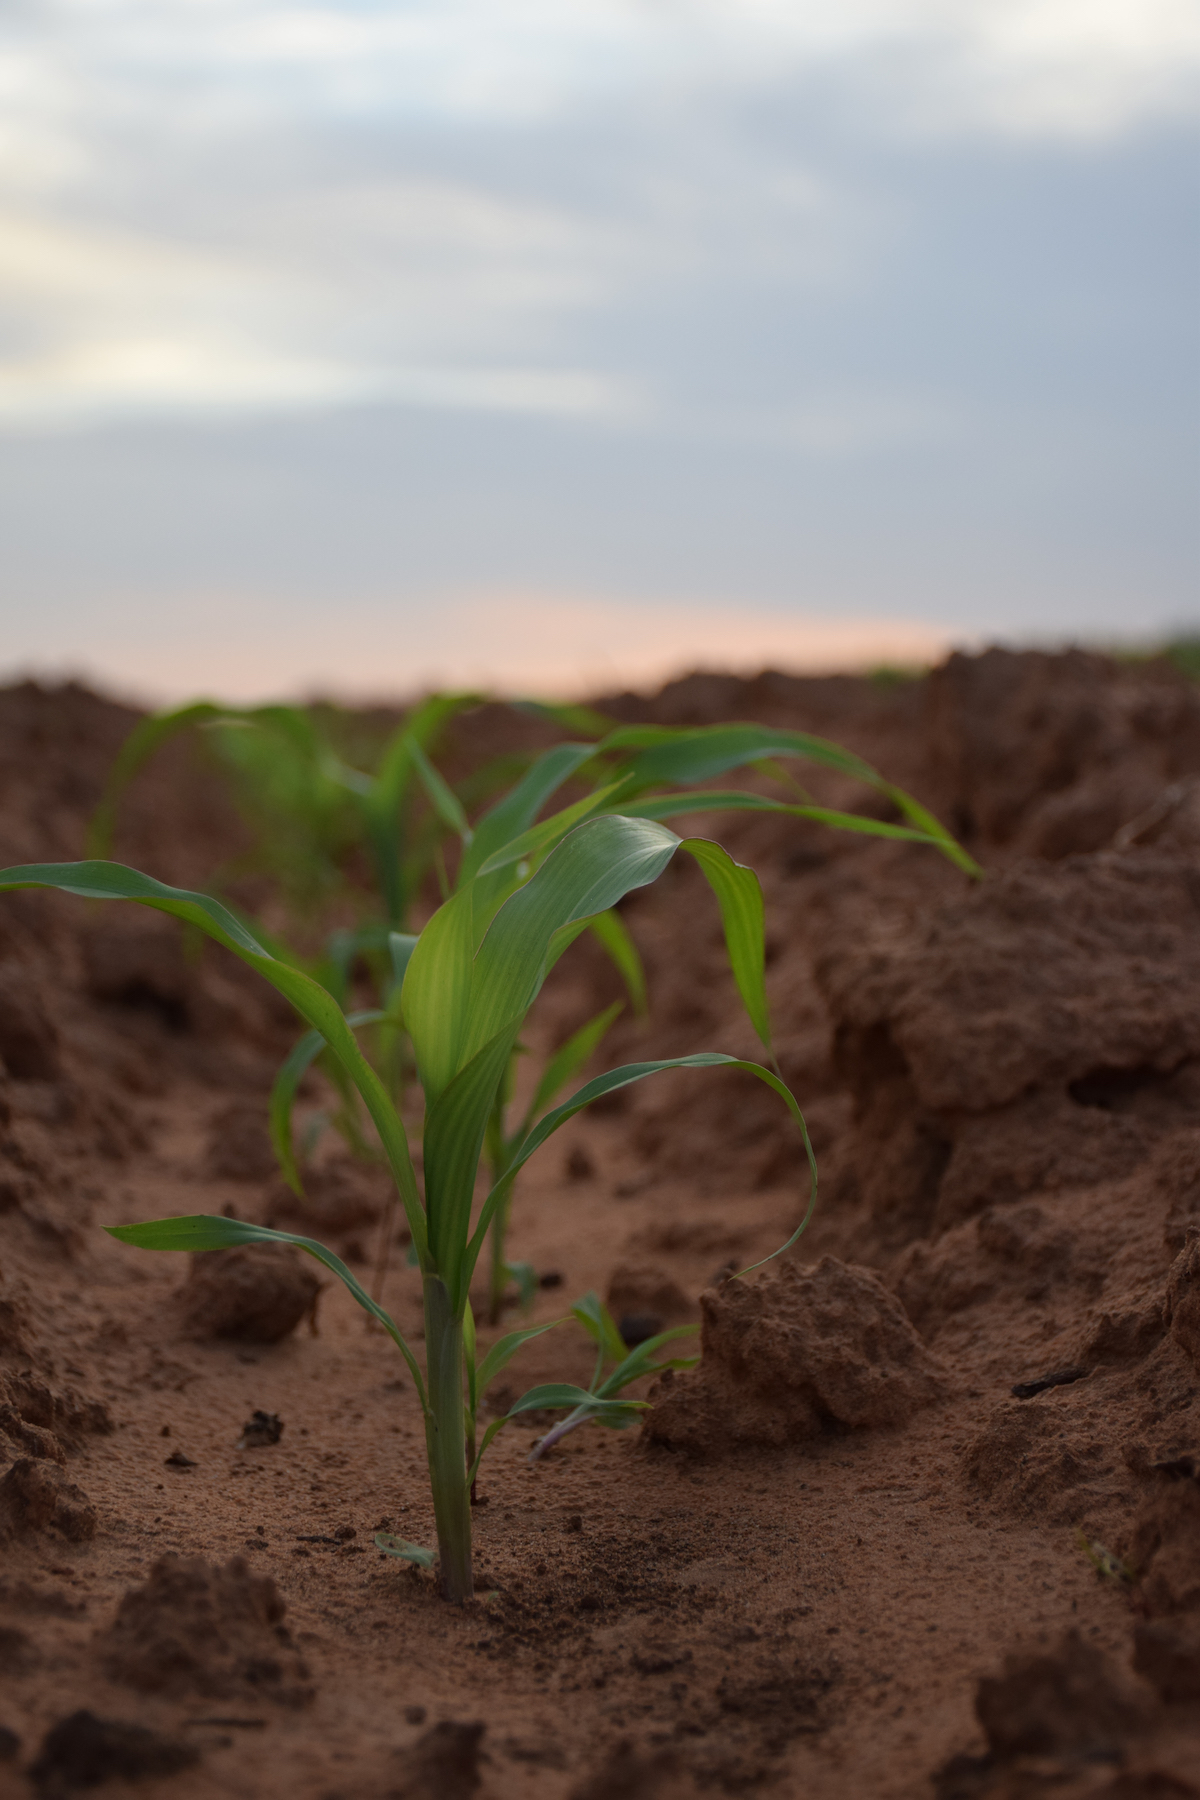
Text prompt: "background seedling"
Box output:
[[525, 1292, 699, 1461]]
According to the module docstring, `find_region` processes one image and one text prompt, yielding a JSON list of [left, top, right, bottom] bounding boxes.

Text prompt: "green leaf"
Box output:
[[460, 815, 679, 1073], [422, 1025, 522, 1295], [474, 1317, 564, 1397], [623, 789, 968, 851], [471, 782, 623, 884], [87, 701, 228, 857], [504, 1384, 647, 1429], [0, 862, 426, 1262], [508, 1260, 539, 1310], [104, 1214, 427, 1404], [361, 692, 479, 922], [400, 884, 477, 1103], [604, 722, 879, 789], [375, 1533, 435, 1569], [410, 738, 473, 844], [595, 1324, 699, 1397], [511, 699, 615, 739], [387, 931, 418, 998], [601, 724, 980, 876], [524, 1001, 624, 1127], [269, 1028, 325, 1196], [679, 839, 769, 1051], [569, 1291, 627, 1365], [463, 1051, 818, 1291], [456, 742, 597, 889], [587, 908, 647, 1015], [269, 1006, 385, 1197]]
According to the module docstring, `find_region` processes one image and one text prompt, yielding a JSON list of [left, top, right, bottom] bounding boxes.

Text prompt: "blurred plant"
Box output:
[[87, 693, 486, 929]]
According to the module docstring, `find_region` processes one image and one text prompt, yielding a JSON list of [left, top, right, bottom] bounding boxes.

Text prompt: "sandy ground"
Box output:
[[1, 650, 1198, 1800]]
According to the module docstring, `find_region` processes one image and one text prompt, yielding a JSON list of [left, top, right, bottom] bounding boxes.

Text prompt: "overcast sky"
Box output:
[[2, 1, 1198, 700]]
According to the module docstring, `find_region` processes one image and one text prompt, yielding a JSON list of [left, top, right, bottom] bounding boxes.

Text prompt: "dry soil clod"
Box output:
[[645, 1255, 944, 1453]]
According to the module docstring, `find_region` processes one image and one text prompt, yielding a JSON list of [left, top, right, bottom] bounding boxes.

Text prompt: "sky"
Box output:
[[1, 0, 1198, 702]]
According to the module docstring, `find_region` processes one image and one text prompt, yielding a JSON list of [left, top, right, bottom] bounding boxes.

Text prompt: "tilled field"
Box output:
[[0, 649, 1198, 1800]]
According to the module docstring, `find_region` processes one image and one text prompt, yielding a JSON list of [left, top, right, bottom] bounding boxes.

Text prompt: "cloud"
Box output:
[[0, 0, 1195, 428]]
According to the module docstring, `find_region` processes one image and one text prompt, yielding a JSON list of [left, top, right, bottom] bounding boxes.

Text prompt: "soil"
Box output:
[[1, 649, 1198, 1800]]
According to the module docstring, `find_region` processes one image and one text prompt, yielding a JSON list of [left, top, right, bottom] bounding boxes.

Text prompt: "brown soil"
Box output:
[[1, 650, 1198, 1800]]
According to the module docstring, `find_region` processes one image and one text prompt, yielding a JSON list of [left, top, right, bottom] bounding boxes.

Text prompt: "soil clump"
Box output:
[[645, 1257, 945, 1452], [101, 1554, 313, 1707], [176, 1245, 321, 1343]]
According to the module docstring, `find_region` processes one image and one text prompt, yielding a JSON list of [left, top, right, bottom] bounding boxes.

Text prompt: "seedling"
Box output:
[[525, 1292, 699, 1462], [1, 817, 814, 1602]]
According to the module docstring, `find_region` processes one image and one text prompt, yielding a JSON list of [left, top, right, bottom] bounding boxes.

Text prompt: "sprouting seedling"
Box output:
[[524, 1292, 699, 1463], [87, 691, 486, 928], [1, 815, 816, 1603]]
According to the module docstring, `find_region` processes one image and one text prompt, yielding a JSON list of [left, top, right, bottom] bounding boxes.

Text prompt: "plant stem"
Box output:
[[486, 1170, 516, 1326], [422, 1276, 473, 1602]]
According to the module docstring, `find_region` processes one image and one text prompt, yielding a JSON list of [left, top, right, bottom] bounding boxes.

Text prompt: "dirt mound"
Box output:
[[177, 1243, 321, 1342], [0, 1458, 97, 1543], [931, 1633, 1197, 1800], [0, 1369, 113, 1447], [101, 1553, 313, 1706], [818, 853, 1200, 1247], [29, 1709, 198, 1795], [264, 1155, 388, 1235], [387, 1721, 485, 1800], [603, 1263, 694, 1334], [644, 1256, 944, 1454], [959, 1232, 1200, 1529], [0, 964, 62, 1083], [204, 1100, 280, 1181], [921, 647, 1200, 860], [1163, 1228, 1200, 1365], [1128, 1478, 1200, 1618], [569, 1742, 691, 1800], [975, 1633, 1153, 1760]]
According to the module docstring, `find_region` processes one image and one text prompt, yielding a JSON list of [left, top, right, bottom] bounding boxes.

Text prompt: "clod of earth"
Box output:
[[0, 1623, 40, 1675], [0, 1370, 113, 1449], [934, 1632, 1162, 1799], [0, 1458, 97, 1543], [1164, 1227, 1200, 1368], [238, 1408, 284, 1447], [29, 1710, 198, 1795], [100, 1554, 314, 1707], [604, 1261, 693, 1326], [1133, 1614, 1200, 1705], [645, 1255, 944, 1453], [567, 1740, 689, 1800], [0, 964, 62, 1082], [264, 1156, 387, 1235], [204, 1101, 279, 1181], [1127, 1480, 1200, 1619], [387, 1719, 485, 1800], [176, 1243, 320, 1343]]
